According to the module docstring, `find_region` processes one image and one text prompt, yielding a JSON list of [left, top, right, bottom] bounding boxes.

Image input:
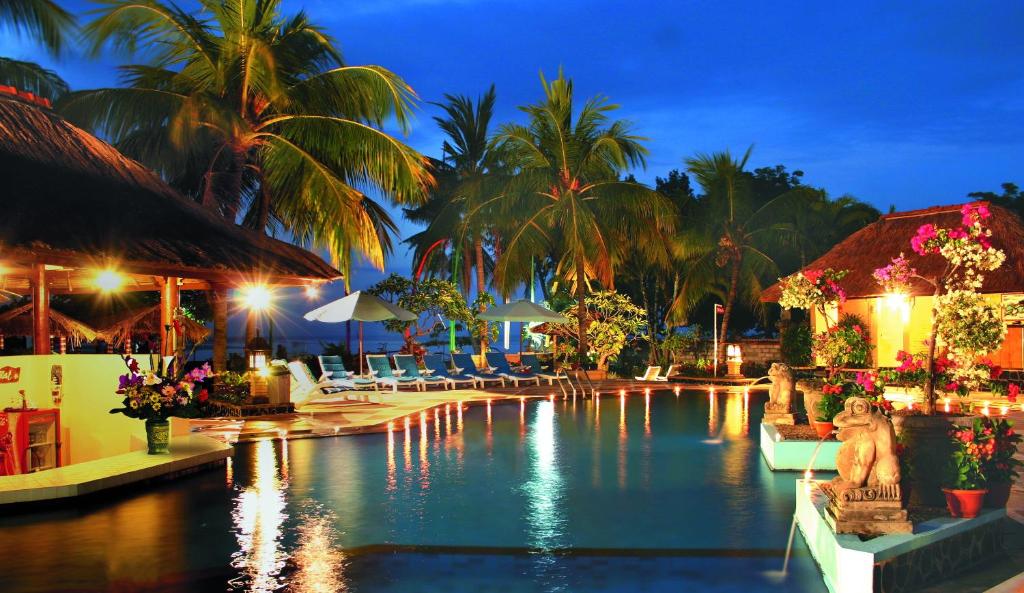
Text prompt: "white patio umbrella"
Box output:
[[304, 291, 417, 374], [479, 300, 567, 353]]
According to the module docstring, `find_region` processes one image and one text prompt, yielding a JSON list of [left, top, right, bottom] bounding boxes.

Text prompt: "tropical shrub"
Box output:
[[812, 316, 872, 370], [980, 418, 1023, 485], [780, 322, 812, 366], [945, 419, 995, 490], [560, 291, 647, 371], [368, 274, 475, 352], [815, 389, 846, 423]]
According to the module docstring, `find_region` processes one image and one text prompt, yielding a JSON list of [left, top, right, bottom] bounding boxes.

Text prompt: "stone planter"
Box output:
[[891, 413, 972, 506]]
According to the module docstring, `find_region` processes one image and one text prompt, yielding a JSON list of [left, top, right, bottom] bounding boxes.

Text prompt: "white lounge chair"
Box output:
[[656, 365, 678, 381], [317, 355, 377, 390], [288, 361, 362, 406], [635, 366, 662, 381]]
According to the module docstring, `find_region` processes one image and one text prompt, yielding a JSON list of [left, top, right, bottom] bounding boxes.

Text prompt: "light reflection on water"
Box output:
[[0, 390, 831, 593]]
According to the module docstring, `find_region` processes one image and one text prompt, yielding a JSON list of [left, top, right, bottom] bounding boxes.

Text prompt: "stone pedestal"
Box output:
[[725, 359, 743, 378], [822, 482, 912, 535], [763, 402, 796, 425]]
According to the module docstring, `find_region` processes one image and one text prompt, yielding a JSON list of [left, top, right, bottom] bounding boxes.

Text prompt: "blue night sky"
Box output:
[[3, 1, 1022, 345]]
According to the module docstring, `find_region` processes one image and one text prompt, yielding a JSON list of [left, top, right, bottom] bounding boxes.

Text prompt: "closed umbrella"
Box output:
[[304, 291, 416, 374], [479, 300, 567, 354]]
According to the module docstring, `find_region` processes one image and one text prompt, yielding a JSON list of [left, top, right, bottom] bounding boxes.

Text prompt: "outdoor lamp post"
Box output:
[[726, 344, 743, 378], [246, 331, 271, 400]]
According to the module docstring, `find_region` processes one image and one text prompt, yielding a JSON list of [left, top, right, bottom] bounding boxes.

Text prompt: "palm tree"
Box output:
[[671, 148, 807, 360], [60, 0, 432, 277], [493, 70, 677, 366], [0, 0, 74, 100]]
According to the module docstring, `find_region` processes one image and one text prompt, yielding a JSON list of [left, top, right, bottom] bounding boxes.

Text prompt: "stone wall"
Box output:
[[675, 339, 782, 365]]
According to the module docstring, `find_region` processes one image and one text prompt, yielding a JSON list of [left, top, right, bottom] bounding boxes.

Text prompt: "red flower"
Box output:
[[1008, 384, 1019, 403], [198, 388, 209, 403]]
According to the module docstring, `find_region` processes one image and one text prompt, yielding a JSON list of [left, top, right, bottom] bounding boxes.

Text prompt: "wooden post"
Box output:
[[32, 263, 49, 355], [212, 285, 229, 372], [160, 277, 181, 359]]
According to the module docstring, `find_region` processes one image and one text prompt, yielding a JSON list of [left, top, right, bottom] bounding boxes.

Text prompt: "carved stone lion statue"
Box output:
[[765, 362, 794, 412], [832, 396, 900, 491]]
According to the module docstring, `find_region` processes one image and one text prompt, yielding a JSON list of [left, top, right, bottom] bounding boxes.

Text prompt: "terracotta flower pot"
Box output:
[[986, 482, 1012, 508], [813, 421, 835, 439], [943, 488, 988, 518]]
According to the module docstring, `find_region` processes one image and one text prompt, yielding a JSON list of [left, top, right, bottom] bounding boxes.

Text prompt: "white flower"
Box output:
[[143, 372, 162, 386]]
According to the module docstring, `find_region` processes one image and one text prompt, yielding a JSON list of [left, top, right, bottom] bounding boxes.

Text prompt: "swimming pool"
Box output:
[[0, 390, 827, 592]]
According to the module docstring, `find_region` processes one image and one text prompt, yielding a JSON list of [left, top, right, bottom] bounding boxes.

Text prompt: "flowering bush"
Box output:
[[778, 268, 848, 312], [934, 290, 1007, 373], [910, 204, 1005, 292], [872, 253, 916, 295], [815, 389, 846, 423], [880, 350, 929, 387], [945, 420, 992, 490], [850, 370, 892, 413], [812, 316, 872, 370], [980, 418, 1022, 484], [111, 356, 211, 421]]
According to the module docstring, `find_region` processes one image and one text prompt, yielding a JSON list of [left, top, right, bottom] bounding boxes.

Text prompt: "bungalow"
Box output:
[[762, 203, 1024, 369]]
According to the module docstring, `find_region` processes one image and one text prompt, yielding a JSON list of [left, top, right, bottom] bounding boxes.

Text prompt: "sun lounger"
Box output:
[[317, 355, 377, 390], [485, 352, 541, 386], [635, 366, 662, 381], [366, 354, 420, 392], [423, 354, 477, 389], [519, 353, 569, 385], [656, 364, 678, 381], [451, 352, 505, 387], [393, 354, 449, 390]]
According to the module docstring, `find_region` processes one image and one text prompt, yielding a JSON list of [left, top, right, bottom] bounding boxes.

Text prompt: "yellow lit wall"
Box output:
[[0, 354, 193, 465]]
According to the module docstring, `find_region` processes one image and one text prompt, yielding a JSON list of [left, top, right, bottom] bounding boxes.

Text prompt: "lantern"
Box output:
[[245, 331, 271, 371]]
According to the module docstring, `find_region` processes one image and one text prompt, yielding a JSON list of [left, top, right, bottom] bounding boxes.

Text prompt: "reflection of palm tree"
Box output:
[[61, 0, 431, 276], [673, 148, 807, 358], [493, 70, 677, 365], [0, 0, 75, 100]]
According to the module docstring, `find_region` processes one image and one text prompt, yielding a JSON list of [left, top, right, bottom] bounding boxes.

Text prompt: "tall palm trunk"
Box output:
[[719, 257, 741, 364], [474, 234, 488, 354], [576, 256, 587, 368], [211, 285, 229, 372]]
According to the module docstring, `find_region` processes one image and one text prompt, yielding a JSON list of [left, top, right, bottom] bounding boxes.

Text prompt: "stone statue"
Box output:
[[821, 396, 911, 535], [763, 362, 796, 425]]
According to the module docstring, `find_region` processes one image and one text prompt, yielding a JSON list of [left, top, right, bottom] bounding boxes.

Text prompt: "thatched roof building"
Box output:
[[90, 305, 210, 347], [0, 91, 341, 294], [0, 303, 98, 346], [762, 202, 1024, 301]]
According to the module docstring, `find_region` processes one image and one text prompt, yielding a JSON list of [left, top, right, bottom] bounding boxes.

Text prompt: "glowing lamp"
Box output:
[[245, 332, 271, 371], [240, 284, 273, 310], [95, 269, 124, 292]]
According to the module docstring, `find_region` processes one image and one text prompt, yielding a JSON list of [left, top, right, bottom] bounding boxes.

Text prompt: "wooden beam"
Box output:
[[32, 263, 49, 354], [212, 284, 229, 373], [160, 277, 180, 360]]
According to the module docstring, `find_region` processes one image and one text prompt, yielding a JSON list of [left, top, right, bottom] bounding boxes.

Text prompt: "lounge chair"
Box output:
[[366, 354, 420, 392], [423, 354, 477, 389], [288, 361, 354, 406], [635, 366, 662, 381], [317, 355, 377, 390], [657, 365, 678, 381], [451, 352, 505, 387], [520, 353, 569, 385], [485, 352, 541, 386], [393, 354, 449, 390]]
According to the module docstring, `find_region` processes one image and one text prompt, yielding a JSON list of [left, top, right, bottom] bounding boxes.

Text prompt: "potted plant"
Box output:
[[942, 420, 990, 518], [814, 386, 845, 438], [111, 356, 211, 454], [979, 417, 1022, 508]]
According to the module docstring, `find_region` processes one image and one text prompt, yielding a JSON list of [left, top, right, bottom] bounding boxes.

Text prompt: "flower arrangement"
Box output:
[[850, 370, 892, 413], [880, 350, 929, 387], [815, 388, 846, 423], [872, 253, 916, 295], [111, 356, 211, 421], [934, 290, 1007, 377]]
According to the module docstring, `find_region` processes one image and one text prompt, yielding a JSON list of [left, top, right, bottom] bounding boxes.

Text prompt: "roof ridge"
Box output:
[[882, 201, 989, 221]]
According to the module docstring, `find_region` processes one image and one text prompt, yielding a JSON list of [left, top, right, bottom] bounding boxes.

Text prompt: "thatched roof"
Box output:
[[91, 304, 210, 347], [762, 202, 1024, 301], [0, 93, 341, 292], [0, 303, 98, 346]]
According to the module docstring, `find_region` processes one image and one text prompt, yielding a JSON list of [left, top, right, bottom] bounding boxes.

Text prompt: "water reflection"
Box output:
[[231, 439, 288, 592], [290, 508, 347, 593], [524, 400, 565, 549]]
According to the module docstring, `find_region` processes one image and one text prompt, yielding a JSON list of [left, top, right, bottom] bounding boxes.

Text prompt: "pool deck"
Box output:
[[0, 434, 232, 506]]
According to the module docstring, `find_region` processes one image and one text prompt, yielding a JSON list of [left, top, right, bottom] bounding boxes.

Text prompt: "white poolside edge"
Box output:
[[796, 479, 1006, 593], [0, 434, 232, 505], [760, 423, 841, 471]]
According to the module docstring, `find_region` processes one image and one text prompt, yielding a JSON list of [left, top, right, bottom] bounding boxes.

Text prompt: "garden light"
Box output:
[[304, 284, 320, 299]]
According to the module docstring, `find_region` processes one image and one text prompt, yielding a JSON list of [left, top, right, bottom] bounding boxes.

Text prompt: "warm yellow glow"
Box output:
[[304, 284, 320, 299], [241, 284, 274, 311], [94, 268, 124, 292], [257, 367, 271, 378], [1001, 405, 1009, 416], [619, 388, 626, 397], [882, 292, 912, 324], [804, 470, 814, 480], [674, 386, 681, 396]]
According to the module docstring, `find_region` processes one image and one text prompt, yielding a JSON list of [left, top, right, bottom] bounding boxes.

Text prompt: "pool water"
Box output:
[[0, 391, 827, 592]]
